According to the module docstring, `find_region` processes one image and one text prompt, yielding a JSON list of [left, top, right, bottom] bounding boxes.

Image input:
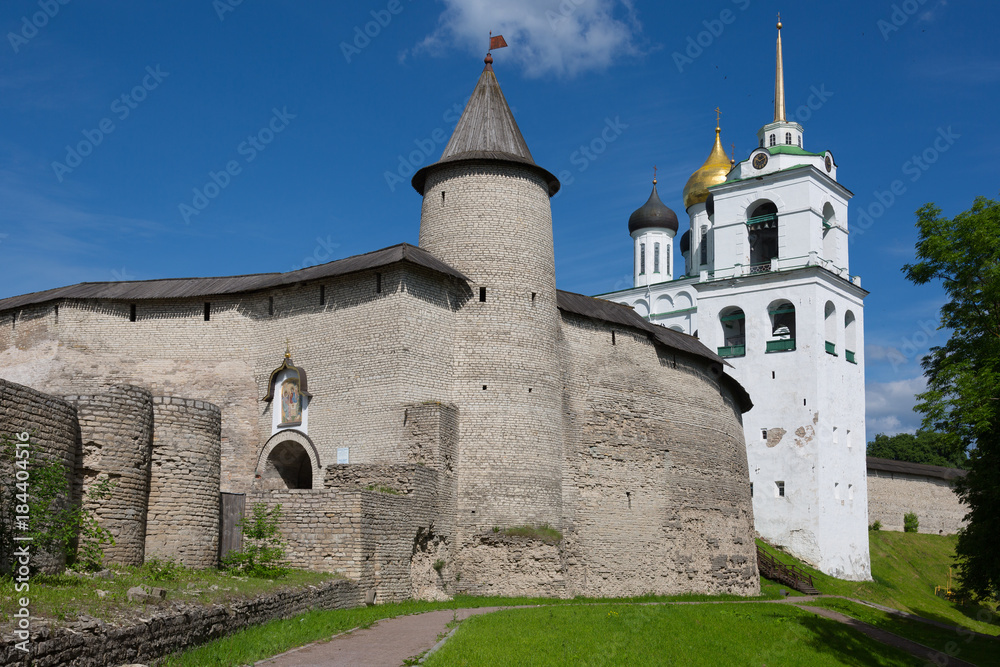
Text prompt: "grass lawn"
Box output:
[[805, 598, 1000, 667], [160, 587, 784, 666], [423, 603, 925, 666], [759, 532, 999, 636]]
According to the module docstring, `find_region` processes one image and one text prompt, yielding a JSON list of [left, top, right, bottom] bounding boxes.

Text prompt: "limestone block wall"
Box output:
[[0, 578, 361, 667], [0, 379, 79, 573], [419, 163, 565, 531], [248, 489, 364, 577], [867, 470, 967, 534], [64, 385, 154, 566], [558, 314, 758, 597], [145, 397, 221, 567], [253, 265, 459, 471], [0, 299, 259, 491]]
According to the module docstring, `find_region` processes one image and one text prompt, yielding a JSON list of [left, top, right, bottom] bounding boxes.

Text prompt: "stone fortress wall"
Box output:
[[0, 379, 80, 572], [866, 459, 967, 535], [0, 264, 759, 598], [0, 377, 222, 569], [65, 385, 155, 566]]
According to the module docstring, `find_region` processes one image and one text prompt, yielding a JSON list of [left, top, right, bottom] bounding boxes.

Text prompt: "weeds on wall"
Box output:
[[0, 432, 116, 573], [221, 502, 288, 577]]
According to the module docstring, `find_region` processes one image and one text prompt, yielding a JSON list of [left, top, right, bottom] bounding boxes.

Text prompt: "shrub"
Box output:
[[903, 512, 919, 533], [222, 503, 288, 577], [432, 559, 446, 573], [869, 521, 882, 532], [144, 556, 185, 581], [0, 433, 116, 573]]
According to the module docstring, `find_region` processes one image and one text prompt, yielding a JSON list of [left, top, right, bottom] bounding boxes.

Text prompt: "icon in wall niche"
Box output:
[[263, 341, 312, 430]]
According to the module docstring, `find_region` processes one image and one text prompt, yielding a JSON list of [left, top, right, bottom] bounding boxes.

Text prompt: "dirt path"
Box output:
[[250, 597, 987, 667]]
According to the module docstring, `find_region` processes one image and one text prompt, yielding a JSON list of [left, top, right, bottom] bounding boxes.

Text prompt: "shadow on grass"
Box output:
[[798, 613, 924, 666], [909, 601, 1000, 635]]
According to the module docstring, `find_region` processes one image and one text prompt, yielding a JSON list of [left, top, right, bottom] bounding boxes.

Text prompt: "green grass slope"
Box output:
[[759, 532, 999, 636]]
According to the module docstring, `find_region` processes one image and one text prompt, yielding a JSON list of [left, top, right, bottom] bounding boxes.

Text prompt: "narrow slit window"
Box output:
[[129, 304, 136, 322], [772, 371, 776, 379], [204, 303, 211, 321], [54, 305, 59, 324], [612, 331, 616, 346], [376, 273, 382, 293], [320, 285, 326, 306], [269, 296, 274, 316], [639, 243, 646, 275], [750, 482, 754, 497], [761, 429, 767, 441], [12, 312, 17, 329], [700, 227, 708, 265], [653, 242, 660, 273], [531, 292, 536, 304], [776, 481, 785, 497], [479, 287, 486, 302]]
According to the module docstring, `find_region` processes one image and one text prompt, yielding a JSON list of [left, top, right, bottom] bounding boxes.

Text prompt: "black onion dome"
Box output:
[[680, 230, 690, 254], [628, 182, 679, 235]]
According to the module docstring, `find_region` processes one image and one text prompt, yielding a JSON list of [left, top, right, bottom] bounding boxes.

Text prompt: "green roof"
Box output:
[[767, 144, 825, 157]]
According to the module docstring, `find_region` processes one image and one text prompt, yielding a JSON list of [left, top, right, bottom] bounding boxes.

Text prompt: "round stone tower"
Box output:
[[412, 54, 564, 532]]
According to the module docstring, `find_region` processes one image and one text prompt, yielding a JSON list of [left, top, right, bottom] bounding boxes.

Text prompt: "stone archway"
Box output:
[[256, 430, 321, 490]]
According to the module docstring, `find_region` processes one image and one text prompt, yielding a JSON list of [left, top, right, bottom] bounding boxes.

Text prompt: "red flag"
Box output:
[[490, 34, 507, 50]]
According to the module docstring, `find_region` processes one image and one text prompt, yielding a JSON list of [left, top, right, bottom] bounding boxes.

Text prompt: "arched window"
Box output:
[[653, 242, 660, 273], [825, 301, 837, 355], [845, 311, 857, 363], [699, 226, 709, 266], [265, 441, 313, 489], [767, 300, 796, 352], [769, 134, 776, 147], [633, 299, 650, 318], [785, 132, 792, 145], [748, 202, 778, 271], [639, 242, 646, 275], [822, 202, 837, 262], [719, 307, 746, 358]]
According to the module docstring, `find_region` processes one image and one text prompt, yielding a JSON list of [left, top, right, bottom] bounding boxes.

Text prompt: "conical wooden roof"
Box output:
[[412, 58, 559, 196]]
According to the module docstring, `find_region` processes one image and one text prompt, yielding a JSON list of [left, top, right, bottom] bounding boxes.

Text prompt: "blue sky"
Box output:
[[1, 0, 996, 441]]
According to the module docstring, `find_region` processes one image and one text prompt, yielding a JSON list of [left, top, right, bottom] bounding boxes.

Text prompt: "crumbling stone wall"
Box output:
[[0, 578, 361, 667], [0, 379, 79, 573], [558, 314, 758, 597], [65, 385, 154, 566], [867, 470, 967, 534], [145, 397, 221, 567]]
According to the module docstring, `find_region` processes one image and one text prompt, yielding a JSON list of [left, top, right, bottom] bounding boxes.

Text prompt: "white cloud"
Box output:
[[866, 375, 926, 438], [411, 0, 643, 78]]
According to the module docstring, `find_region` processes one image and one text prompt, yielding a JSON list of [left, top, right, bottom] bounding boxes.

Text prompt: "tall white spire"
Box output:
[[774, 17, 785, 123]]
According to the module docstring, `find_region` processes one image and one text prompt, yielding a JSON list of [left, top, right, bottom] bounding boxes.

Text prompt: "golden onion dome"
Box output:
[[682, 126, 732, 210]]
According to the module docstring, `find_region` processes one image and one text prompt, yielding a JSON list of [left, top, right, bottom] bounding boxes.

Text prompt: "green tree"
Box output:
[[866, 430, 967, 468], [903, 195, 1000, 600]]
